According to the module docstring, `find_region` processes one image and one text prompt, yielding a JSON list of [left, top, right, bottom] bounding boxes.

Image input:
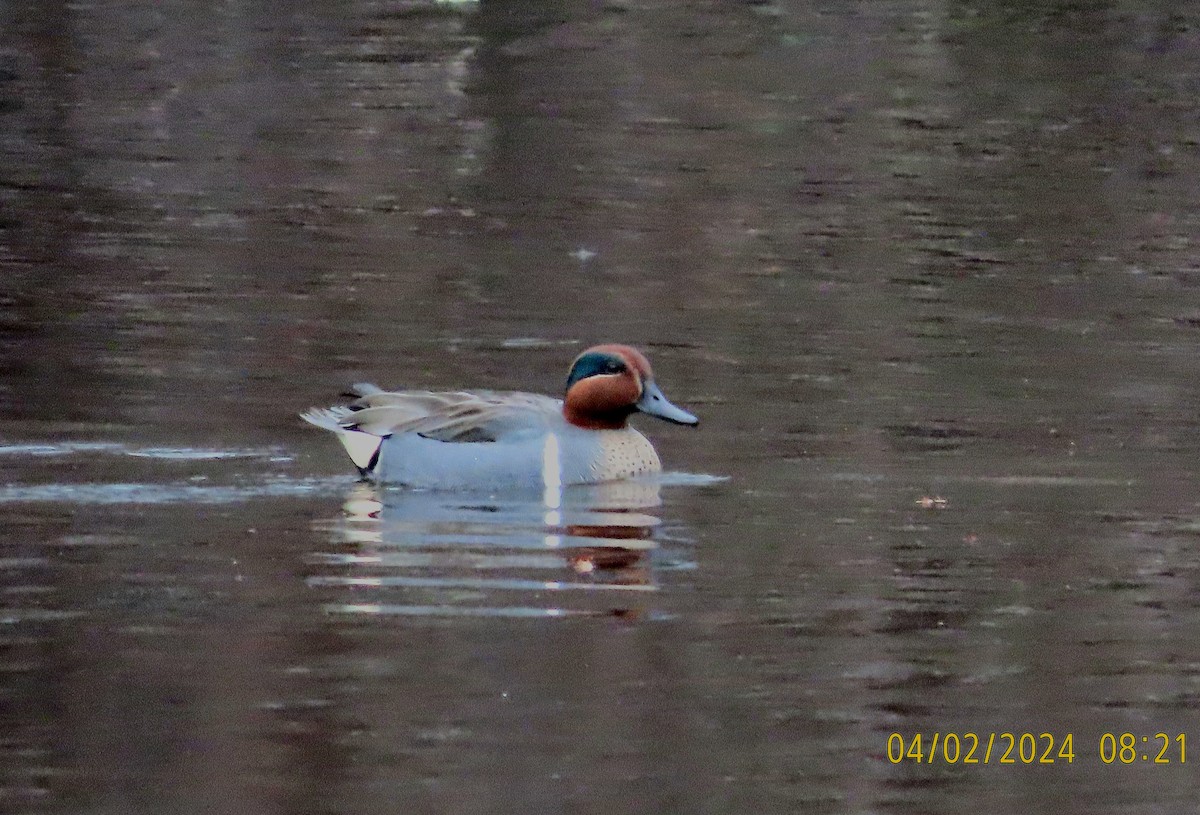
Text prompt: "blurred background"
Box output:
[[2, 1, 1200, 813]]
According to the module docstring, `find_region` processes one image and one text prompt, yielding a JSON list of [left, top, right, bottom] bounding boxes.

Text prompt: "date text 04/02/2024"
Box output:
[[886, 733, 1187, 765]]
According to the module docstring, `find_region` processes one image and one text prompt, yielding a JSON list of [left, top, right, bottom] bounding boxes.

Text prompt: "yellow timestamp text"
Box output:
[[886, 732, 1187, 765]]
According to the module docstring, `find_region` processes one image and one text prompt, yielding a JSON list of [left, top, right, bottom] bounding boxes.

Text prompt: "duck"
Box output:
[[301, 344, 698, 490]]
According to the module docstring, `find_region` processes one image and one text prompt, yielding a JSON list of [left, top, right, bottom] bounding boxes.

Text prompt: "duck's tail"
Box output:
[[300, 406, 385, 478]]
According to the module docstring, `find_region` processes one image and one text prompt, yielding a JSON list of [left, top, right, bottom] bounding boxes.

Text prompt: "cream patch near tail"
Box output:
[[300, 407, 385, 475]]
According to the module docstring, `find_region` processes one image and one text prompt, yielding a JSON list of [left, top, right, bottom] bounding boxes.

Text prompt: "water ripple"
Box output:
[[307, 482, 694, 621], [0, 478, 346, 505]]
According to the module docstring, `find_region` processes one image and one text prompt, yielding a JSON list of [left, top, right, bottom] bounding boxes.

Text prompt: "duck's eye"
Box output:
[[605, 361, 624, 374]]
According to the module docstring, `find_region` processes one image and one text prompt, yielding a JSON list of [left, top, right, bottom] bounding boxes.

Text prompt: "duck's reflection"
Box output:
[[308, 480, 680, 619]]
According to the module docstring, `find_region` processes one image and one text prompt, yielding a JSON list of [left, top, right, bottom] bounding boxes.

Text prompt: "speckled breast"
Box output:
[[588, 429, 662, 483]]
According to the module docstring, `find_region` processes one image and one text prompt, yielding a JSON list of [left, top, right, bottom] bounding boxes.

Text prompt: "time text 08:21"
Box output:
[[886, 732, 1186, 765]]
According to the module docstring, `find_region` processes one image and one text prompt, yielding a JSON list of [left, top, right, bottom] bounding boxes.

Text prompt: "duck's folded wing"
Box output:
[[313, 390, 562, 443]]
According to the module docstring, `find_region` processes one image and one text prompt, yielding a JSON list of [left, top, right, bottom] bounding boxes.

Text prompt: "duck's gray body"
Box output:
[[302, 390, 662, 491], [372, 423, 661, 491]]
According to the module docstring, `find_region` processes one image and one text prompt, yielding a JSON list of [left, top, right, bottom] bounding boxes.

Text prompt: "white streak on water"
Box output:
[[0, 478, 346, 505], [308, 575, 656, 592]]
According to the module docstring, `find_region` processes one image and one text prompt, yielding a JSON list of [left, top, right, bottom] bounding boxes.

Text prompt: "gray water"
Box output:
[[3, 1, 1200, 813]]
